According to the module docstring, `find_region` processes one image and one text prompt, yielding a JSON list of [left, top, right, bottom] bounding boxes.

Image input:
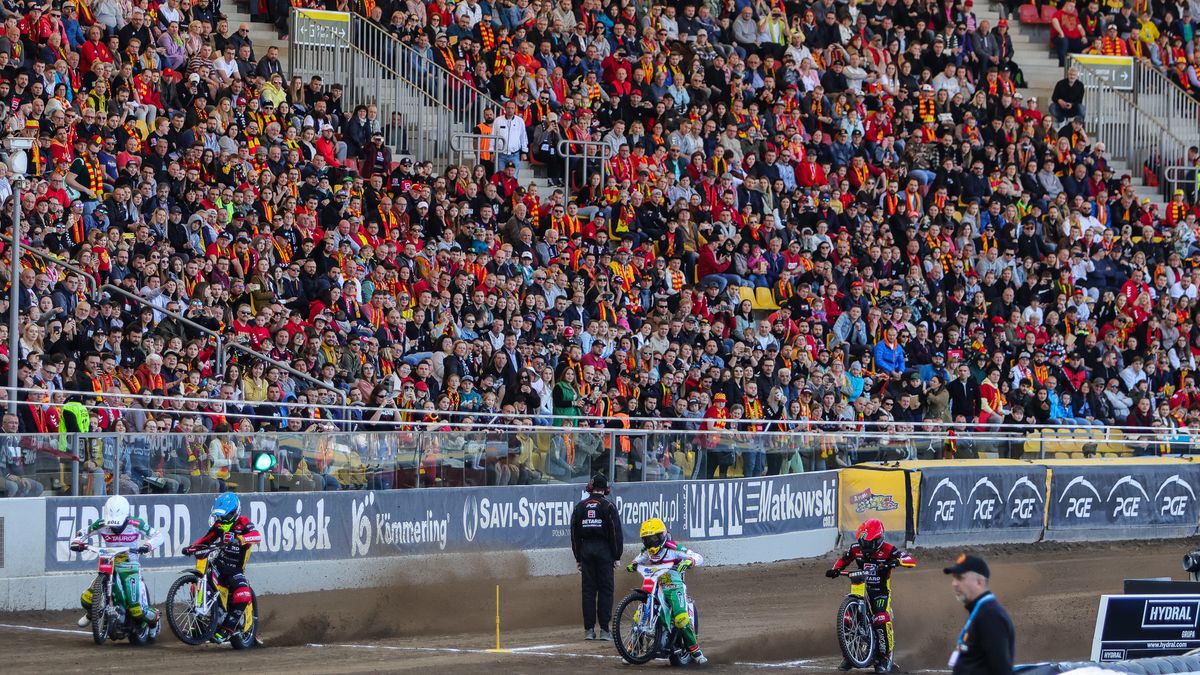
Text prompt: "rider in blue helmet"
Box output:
[[182, 493, 261, 642]]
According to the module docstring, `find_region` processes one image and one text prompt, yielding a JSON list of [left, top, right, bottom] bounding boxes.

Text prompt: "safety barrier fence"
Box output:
[[288, 9, 503, 172], [5, 426, 1195, 499]]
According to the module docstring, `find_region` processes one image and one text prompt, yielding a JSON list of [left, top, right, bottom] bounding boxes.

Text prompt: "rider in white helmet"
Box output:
[[70, 495, 164, 627]]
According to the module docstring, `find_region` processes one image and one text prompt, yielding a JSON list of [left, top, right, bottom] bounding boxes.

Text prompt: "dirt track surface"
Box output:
[[4, 539, 1195, 674]]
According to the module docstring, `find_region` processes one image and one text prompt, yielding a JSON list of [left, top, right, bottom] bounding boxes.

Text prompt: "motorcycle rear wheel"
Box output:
[[165, 572, 214, 645], [229, 588, 258, 650], [613, 590, 659, 665], [836, 595, 876, 669], [90, 576, 110, 645]]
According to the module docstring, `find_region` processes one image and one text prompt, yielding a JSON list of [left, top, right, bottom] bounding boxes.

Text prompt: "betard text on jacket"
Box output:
[[248, 498, 331, 553]]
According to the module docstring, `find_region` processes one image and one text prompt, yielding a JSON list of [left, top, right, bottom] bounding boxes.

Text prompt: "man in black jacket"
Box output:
[[944, 554, 1015, 675], [570, 473, 624, 641]]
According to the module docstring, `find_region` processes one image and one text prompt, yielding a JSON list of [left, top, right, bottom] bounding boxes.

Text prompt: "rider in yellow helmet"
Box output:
[[626, 518, 706, 665]]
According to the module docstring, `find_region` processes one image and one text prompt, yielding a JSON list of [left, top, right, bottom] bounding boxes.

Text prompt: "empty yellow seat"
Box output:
[[754, 286, 780, 311]]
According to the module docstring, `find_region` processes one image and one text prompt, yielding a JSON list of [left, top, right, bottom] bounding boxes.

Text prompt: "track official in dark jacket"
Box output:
[[945, 554, 1015, 675], [571, 473, 623, 641]]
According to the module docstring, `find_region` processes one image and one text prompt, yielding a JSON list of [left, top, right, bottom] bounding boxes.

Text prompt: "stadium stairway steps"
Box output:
[[981, 1, 1168, 212], [227, 2, 290, 70]]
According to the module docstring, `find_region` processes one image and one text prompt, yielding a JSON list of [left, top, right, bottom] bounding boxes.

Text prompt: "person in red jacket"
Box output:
[[826, 519, 917, 673], [182, 493, 262, 643]]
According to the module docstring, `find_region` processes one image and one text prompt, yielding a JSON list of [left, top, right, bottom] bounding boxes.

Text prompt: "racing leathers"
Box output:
[[183, 515, 262, 636], [628, 541, 704, 655], [71, 517, 164, 624], [831, 542, 916, 665]]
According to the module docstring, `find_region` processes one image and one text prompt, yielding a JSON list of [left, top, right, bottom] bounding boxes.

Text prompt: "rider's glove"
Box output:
[[69, 541, 85, 552], [136, 544, 152, 554], [677, 559, 694, 571], [625, 562, 636, 573], [181, 545, 197, 556], [825, 568, 840, 579]]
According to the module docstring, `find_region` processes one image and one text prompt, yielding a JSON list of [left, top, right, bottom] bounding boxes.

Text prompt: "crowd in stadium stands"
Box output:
[[1037, 0, 1200, 99], [3, 0, 1200, 496]]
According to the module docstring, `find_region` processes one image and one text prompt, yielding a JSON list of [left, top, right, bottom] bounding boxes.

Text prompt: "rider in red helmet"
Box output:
[[826, 519, 916, 673]]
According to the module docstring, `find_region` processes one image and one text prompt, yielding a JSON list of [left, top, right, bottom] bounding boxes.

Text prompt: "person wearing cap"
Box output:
[[944, 554, 1014, 674], [570, 472, 623, 641]]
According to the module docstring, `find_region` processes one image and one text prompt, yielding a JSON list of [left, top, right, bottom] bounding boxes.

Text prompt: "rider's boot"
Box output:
[[77, 615, 90, 627], [874, 653, 895, 673], [689, 645, 707, 665], [838, 657, 853, 671]]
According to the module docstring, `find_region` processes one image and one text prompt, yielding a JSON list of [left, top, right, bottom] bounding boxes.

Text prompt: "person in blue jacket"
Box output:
[[874, 326, 907, 386]]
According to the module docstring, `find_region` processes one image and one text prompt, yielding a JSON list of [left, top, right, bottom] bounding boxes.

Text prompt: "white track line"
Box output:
[[306, 642, 619, 660], [0, 622, 91, 636], [509, 643, 567, 652]]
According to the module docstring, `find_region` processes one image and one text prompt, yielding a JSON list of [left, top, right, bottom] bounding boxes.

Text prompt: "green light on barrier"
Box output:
[[252, 451, 276, 472]]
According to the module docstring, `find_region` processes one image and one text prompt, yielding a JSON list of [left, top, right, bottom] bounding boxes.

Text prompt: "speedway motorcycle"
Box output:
[[835, 563, 898, 669], [611, 561, 700, 667], [83, 544, 160, 646], [164, 542, 258, 649]]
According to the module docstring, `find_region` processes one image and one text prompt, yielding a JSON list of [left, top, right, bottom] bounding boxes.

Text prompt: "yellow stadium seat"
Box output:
[[1053, 452, 1068, 460], [739, 287, 756, 307], [754, 286, 780, 311]]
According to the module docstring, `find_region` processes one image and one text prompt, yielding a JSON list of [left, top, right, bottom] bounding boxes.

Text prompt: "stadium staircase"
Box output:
[[986, 0, 1172, 211], [228, 2, 290, 68], [287, 10, 554, 196]]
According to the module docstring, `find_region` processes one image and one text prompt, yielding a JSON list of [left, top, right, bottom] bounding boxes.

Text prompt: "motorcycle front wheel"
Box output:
[[613, 590, 660, 665], [229, 588, 258, 650], [90, 576, 110, 645], [165, 572, 214, 645], [836, 594, 876, 669]]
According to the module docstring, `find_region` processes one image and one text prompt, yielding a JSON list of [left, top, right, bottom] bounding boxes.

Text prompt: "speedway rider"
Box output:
[[70, 495, 164, 628], [181, 493, 262, 642], [826, 519, 917, 673], [626, 518, 707, 665]]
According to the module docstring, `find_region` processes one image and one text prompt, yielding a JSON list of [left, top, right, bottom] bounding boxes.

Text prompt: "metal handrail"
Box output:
[[1163, 165, 1200, 199], [0, 233, 98, 298], [100, 283, 226, 366], [226, 340, 348, 407], [289, 9, 508, 172], [1074, 59, 1190, 203], [450, 132, 508, 169], [557, 139, 614, 204]]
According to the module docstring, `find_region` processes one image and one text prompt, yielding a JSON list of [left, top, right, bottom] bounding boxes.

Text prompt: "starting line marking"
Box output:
[[0, 622, 91, 636]]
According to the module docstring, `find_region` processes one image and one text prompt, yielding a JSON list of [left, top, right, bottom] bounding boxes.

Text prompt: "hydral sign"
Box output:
[[1047, 464, 1200, 536], [46, 472, 839, 569], [917, 465, 1047, 541], [1092, 595, 1200, 662]]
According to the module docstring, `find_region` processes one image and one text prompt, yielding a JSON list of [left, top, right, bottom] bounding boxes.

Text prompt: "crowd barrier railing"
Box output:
[[7, 426, 1196, 500]]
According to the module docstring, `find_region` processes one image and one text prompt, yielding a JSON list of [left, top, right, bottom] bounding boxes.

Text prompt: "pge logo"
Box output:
[[462, 495, 481, 542], [1106, 476, 1150, 519], [1155, 474, 1197, 518], [350, 492, 374, 557], [1058, 476, 1102, 519], [966, 477, 1003, 521], [1006, 476, 1044, 521], [926, 477, 963, 522]]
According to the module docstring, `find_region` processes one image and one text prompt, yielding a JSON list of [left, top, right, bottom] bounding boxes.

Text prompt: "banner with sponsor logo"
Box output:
[[1091, 594, 1200, 662], [45, 472, 838, 571], [838, 467, 913, 541], [915, 465, 1047, 544], [45, 493, 343, 572], [1046, 463, 1200, 540]]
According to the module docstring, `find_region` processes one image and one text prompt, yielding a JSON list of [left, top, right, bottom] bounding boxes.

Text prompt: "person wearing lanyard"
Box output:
[[944, 554, 1015, 675]]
